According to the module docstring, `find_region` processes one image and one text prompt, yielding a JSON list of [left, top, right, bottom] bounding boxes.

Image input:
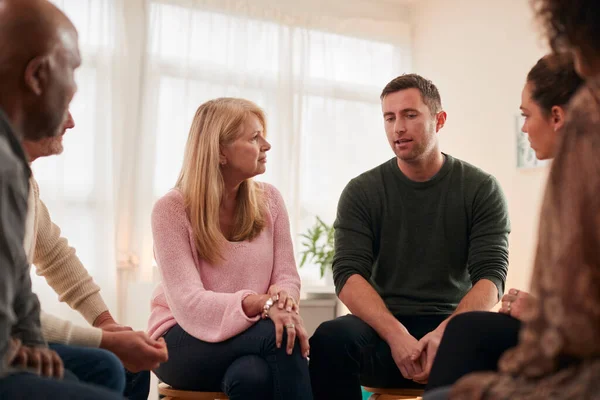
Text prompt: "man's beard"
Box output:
[[45, 136, 65, 156]]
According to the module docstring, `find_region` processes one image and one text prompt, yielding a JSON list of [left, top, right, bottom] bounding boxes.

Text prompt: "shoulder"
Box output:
[[354, 158, 393, 184], [0, 139, 28, 198], [449, 155, 499, 189], [0, 136, 21, 177], [258, 181, 285, 218], [30, 176, 40, 198], [152, 189, 187, 222], [343, 158, 394, 195]]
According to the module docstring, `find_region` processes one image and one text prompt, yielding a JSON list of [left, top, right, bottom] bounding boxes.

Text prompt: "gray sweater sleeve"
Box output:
[[332, 179, 375, 295], [467, 176, 511, 299], [0, 167, 44, 373]]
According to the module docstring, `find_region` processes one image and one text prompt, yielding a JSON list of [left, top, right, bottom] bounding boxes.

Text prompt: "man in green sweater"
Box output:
[[309, 74, 510, 399]]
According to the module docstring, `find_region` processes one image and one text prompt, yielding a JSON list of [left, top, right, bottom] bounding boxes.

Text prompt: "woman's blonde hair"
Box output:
[[175, 98, 267, 264]]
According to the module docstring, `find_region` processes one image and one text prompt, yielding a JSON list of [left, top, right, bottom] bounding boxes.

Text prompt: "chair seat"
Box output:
[[158, 382, 229, 400], [363, 386, 424, 400]]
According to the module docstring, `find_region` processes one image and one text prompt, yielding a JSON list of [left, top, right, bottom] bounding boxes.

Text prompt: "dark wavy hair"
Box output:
[[531, 0, 600, 56]]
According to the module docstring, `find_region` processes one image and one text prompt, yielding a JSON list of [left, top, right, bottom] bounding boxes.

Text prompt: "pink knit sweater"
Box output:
[[147, 183, 301, 343]]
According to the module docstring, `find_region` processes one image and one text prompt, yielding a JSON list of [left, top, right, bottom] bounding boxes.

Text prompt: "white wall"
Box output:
[[409, 0, 549, 293]]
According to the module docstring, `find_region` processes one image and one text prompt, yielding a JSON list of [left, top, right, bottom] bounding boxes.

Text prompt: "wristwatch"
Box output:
[[262, 297, 274, 319]]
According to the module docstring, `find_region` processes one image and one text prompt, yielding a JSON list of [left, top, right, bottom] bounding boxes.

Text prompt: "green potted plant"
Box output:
[[299, 216, 334, 281]]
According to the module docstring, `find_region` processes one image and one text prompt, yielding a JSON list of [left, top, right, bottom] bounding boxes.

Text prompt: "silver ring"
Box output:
[[285, 323, 295, 329], [507, 302, 512, 313]]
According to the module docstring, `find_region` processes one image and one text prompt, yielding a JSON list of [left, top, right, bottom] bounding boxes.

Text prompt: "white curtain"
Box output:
[[31, 0, 124, 324], [137, 0, 412, 290], [35, 0, 412, 324]]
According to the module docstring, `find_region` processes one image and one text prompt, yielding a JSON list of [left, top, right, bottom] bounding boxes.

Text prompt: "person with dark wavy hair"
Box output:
[[425, 0, 600, 398]]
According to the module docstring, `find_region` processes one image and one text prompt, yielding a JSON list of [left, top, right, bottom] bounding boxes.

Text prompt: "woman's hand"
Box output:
[[268, 285, 299, 314], [499, 288, 533, 321], [268, 306, 310, 358]]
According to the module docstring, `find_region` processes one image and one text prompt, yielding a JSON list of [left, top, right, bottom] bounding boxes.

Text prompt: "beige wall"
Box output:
[[409, 0, 549, 294]]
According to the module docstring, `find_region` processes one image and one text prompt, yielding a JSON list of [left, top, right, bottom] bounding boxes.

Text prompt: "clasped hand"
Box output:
[[389, 327, 444, 384]]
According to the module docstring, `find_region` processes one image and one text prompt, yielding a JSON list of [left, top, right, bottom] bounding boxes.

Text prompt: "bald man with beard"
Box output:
[[0, 0, 123, 398]]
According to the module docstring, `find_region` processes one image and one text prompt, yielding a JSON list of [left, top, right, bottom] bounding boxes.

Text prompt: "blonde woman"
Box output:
[[148, 98, 312, 400]]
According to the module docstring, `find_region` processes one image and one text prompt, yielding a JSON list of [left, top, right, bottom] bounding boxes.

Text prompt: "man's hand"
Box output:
[[100, 330, 168, 372], [93, 312, 133, 332], [11, 345, 64, 379], [98, 323, 134, 333], [388, 331, 423, 380], [5, 338, 22, 366], [499, 288, 532, 321], [410, 327, 444, 384]]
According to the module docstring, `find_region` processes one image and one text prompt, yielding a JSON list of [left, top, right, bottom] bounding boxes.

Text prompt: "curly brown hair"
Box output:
[[530, 0, 600, 56]]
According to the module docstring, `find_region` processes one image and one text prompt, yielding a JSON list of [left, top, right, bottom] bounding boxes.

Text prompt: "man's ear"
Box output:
[[436, 111, 447, 132], [24, 55, 50, 96]]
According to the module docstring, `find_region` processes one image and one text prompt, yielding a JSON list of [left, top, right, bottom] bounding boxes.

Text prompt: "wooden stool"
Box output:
[[158, 383, 229, 400], [363, 386, 424, 400]]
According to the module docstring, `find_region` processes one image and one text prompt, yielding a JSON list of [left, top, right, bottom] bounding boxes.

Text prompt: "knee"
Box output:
[[444, 312, 493, 345], [224, 357, 271, 395], [92, 349, 126, 393], [310, 316, 361, 356]]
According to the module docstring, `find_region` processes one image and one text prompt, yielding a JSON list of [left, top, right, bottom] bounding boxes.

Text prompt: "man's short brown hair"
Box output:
[[380, 74, 442, 115]]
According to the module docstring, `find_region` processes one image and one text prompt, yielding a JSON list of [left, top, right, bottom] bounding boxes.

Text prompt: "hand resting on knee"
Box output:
[[499, 288, 533, 321]]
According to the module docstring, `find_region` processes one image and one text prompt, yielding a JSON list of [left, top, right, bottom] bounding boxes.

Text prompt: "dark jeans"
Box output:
[[0, 372, 124, 399], [50, 343, 126, 394], [309, 314, 447, 400], [154, 320, 313, 400], [124, 369, 150, 400], [426, 311, 521, 392]]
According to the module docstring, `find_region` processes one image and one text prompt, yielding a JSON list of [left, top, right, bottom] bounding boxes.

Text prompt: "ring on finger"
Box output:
[[285, 323, 295, 329]]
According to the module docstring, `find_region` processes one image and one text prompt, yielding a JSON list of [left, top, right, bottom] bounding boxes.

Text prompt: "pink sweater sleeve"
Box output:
[[151, 193, 259, 343], [266, 185, 301, 302]]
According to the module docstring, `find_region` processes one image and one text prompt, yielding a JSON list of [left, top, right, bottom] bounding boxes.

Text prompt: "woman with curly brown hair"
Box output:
[[425, 0, 600, 399]]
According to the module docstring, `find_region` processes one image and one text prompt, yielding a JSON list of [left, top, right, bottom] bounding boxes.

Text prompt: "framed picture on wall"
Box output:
[[516, 114, 550, 169]]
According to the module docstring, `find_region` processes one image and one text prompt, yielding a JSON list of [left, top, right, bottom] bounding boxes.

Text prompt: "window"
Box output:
[[146, 2, 407, 287], [31, 0, 119, 320]]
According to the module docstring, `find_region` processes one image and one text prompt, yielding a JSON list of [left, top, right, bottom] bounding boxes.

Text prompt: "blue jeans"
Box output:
[[50, 343, 126, 394], [124, 369, 150, 400], [0, 372, 124, 399], [155, 320, 313, 400]]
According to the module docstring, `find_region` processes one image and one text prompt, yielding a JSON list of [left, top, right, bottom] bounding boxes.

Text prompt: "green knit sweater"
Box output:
[[333, 154, 510, 316]]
